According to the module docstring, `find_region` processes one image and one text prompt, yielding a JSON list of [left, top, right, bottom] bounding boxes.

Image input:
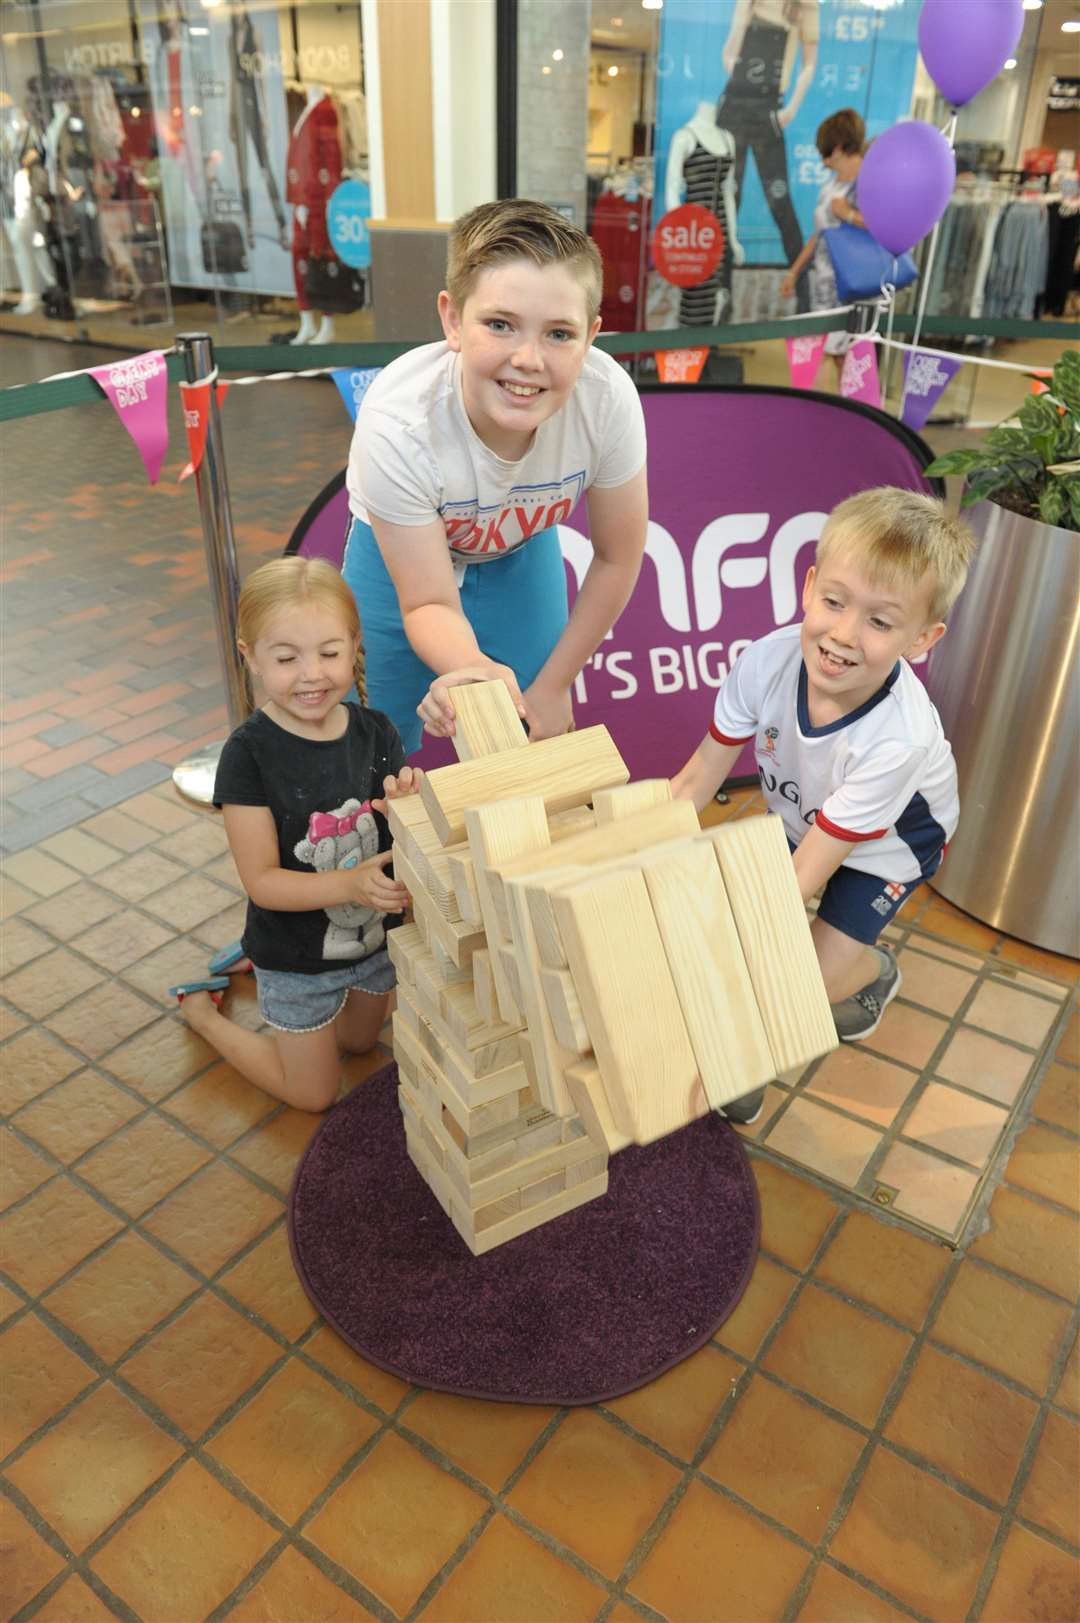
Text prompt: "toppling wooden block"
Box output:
[[449, 680, 530, 759]]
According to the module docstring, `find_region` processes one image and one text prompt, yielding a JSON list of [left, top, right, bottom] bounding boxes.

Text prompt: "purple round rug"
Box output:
[[288, 1064, 760, 1405]]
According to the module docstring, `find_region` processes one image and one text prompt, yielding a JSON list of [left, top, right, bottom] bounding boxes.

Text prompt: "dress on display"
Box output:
[[676, 141, 736, 325], [286, 95, 342, 310]]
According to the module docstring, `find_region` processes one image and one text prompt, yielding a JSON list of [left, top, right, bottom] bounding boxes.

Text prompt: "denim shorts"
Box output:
[[254, 950, 396, 1033]]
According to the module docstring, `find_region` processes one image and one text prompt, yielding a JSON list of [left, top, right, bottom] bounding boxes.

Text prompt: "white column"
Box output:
[[430, 0, 497, 222]]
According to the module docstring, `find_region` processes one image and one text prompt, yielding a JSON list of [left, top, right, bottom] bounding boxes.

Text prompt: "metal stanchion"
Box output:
[[171, 331, 252, 805]]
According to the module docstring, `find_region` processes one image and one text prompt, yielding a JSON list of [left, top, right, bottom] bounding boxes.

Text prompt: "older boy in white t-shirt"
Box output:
[[673, 487, 976, 1121]]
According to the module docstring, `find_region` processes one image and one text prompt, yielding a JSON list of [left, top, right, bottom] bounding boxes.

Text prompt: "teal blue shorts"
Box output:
[[342, 517, 569, 753]]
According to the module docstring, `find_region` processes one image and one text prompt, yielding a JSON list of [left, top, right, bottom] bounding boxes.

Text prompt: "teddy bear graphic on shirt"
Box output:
[[293, 798, 386, 962]]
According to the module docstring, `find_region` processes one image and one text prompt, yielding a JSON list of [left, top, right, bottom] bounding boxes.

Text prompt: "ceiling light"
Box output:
[[1063, 19, 1080, 30], [642, 0, 663, 11], [552, 48, 563, 60], [611, 16, 624, 25], [1021, 1, 1042, 10], [542, 64, 551, 74], [608, 64, 619, 76]]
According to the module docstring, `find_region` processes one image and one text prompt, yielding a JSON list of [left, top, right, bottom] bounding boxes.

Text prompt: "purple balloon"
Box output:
[[857, 121, 957, 257], [918, 0, 1024, 109]]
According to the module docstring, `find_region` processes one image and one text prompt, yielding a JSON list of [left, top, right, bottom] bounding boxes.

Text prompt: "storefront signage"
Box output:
[[287, 388, 936, 777], [652, 204, 725, 287], [1048, 77, 1080, 112], [326, 180, 372, 270]]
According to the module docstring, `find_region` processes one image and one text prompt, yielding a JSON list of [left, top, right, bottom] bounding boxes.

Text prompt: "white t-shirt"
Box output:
[[711, 625, 959, 882], [346, 341, 647, 560]]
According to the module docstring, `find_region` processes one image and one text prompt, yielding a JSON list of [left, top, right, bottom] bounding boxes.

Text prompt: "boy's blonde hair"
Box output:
[[237, 557, 365, 695], [816, 487, 976, 621], [446, 199, 603, 325]]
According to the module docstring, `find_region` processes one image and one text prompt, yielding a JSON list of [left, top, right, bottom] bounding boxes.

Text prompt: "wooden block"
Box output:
[[421, 725, 628, 846], [429, 937, 473, 986], [465, 796, 550, 1024], [407, 978, 524, 1082], [438, 979, 523, 1052], [702, 817, 838, 1074], [564, 1057, 633, 1153], [523, 866, 587, 969], [447, 848, 483, 927], [495, 942, 523, 1010], [449, 679, 530, 760], [385, 921, 424, 986], [469, 1170, 608, 1254], [639, 841, 773, 1110], [504, 875, 576, 1117], [394, 844, 485, 969], [487, 800, 701, 939], [472, 948, 496, 1025], [566, 1153, 608, 1188], [553, 869, 703, 1144], [549, 805, 598, 841], [426, 850, 463, 922], [592, 779, 672, 824], [540, 965, 591, 1055], [394, 1004, 529, 1109]]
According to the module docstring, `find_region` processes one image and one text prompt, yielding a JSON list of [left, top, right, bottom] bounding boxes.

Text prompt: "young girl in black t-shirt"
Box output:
[[168, 556, 422, 1112]]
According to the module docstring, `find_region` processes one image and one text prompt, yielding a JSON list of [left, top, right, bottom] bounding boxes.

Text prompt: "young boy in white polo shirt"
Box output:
[[673, 486, 976, 1121]]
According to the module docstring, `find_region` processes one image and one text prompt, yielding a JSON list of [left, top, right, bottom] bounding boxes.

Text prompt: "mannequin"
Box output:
[[665, 101, 744, 325], [1, 107, 57, 313], [286, 84, 343, 344], [229, 6, 288, 251]]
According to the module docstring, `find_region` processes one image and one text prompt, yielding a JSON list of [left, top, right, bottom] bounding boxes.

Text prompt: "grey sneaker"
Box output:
[[722, 1087, 766, 1125], [833, 945, 902, 1042]]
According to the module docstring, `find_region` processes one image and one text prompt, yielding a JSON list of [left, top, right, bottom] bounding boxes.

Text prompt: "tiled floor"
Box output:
[[2, 335, 1079, 1622]]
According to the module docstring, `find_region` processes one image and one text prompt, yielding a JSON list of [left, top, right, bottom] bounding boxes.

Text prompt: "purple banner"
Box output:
[[901, 350, 964, 431], [289, 388, 935, 777]]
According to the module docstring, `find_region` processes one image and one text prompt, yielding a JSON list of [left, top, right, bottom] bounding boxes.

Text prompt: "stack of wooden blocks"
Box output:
[[387, 682, 837, 1256]]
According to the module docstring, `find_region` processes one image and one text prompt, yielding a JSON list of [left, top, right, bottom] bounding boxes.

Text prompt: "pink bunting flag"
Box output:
[[839, 339, 882, 410], [88, 350, 169, 484], [785, 334, 826, 391], [901, 349, 963, 431]]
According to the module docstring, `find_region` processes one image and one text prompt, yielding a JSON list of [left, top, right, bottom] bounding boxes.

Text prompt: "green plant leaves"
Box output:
[[1053, 351, 1080, 420]]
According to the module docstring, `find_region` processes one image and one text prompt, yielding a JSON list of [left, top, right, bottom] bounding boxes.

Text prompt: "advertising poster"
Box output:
[[654, 0, 921, 320], [139, 0, 293, 294]]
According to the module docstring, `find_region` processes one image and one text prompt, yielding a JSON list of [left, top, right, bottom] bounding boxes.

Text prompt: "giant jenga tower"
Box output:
[[386, 684, 837, 1255]]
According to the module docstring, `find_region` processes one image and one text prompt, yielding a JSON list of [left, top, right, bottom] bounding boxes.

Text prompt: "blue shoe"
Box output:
[[168, 975, 230, 1005], [208, 942, 250, 976]]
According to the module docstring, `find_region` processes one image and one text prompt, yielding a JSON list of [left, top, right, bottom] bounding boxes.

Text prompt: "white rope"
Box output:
[[13, 344, 177, 388], [873, 333, 1050, 376]]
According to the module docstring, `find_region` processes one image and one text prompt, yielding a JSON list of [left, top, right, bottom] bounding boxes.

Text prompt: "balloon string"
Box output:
[[905, 110, 959, 416]]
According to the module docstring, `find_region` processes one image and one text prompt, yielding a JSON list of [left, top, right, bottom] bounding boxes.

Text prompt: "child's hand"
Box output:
[[417, 664, 526, 737], [370, 766, 425, 818], [522, 679, 574, 741], [344, 849, 410, 914]]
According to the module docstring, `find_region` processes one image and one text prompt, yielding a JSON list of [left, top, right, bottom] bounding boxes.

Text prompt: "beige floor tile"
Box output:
[[199, 852, 244, 893], [764, 1283, 913, 1429], [1, 1129, 55, 1210], [405, 1388, 557, 1490], [78, 1114, 211, 1219], [933, 1263, 1073, 1394], [896, 950, 978, 1016], [120, 790, 201, 835], [0, 1001, 28, 1039], [804, 1047, 917, 1128], [0, 1177, 123, 1295], [703, 1375, 864, 1543], [69, 909, 175, 974], [306, 1431, 486, 1616], [140, 873, 240, 933], [1018, 1410, 1080, 1545], [1, 1313, 96, 1452], [508, 1408, 680, 1579], [6, 1382, 182, 1553], [714, 1254, 799, 1360], [885, 1343, 1039, 1504], [161, 817, 231, 869], [3, 851, 80, 899], [1056, 1334, 1080, 1417], [31, 1575, 119, 1621], [904, 937, 986, 971], [0, 1493, 66, 1618], [119, 935, 223, 1000], [970, 1184, 1080, 1302], [191, 900, 250, 953], [0, 877, 39, 919], [38, 830, 122, 878], [142, 1162, 281, 1275], [995, 937, 1080, 985], [798, 1563, 910, 1621], [303, 1326, 412, 1414], [46, 982, 158, 1062], [1, 1028, 82, 1109], [936, 1025, 1036, 1106], [630, 1477, 808, 1623], [228, 1547, 378, 1622], [229, 1108, 322, 1193], [1033, 1062, 1080, 1134], [863, 1004, 949, 1071], [901, 1082, 1009, 1170], [23, 881, 123, 942], [79, 809, 161, 854], [218, 1224, 318, 1342], [876, 1141, 980, 1235], [751, 1157, 839, 1271], [814, 1210, 951, 1330], [604, 1344, 742, 1464], [981, 1523, 1080, 1623], [918, 899, 1001, 955], [765, 1096, 882, 1187], [162, 1061, 277, 1150], [13, 1072, 143, 1164], [44, 1230, 199, 1364], [101, 1015, 216, 1102], [2, 947, 104, 1020], [830, 1447, 998, 1622], [209, 1360, 379, 1524], [97, 850, 189, 905], [119, 1292, 281, 1438], [967, 981, 1060, 1050], [91, 1459, 277, 1620], [1004, 1121, 1080, 1213], [0, 916, 53, 974], [421, 1513, 608, 1623]]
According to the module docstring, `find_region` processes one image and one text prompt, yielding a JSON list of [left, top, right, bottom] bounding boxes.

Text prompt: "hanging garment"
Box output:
[[286, 95, 342, 263], [229, 10, 287, 244], [676, 142, 735, 326], [590, 189, 650, 332], [983, 201, 1050, 319]]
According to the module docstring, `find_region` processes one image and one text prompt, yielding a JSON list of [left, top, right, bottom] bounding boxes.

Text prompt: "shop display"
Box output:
[[286, 86, 344, 344], [664, 102, 743, 327]]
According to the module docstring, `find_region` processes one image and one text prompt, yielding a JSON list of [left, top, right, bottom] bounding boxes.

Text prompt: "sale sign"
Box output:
[[652, 204, 725, 288]]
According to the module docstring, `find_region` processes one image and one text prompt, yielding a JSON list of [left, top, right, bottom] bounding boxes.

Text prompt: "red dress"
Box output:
[[286, 96, 342, 307]]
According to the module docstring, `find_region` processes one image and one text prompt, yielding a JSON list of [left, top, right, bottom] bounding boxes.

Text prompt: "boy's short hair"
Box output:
[[446, 199, 603, 325], [816, 487, 976, 621], [816, 108, 865, 159]]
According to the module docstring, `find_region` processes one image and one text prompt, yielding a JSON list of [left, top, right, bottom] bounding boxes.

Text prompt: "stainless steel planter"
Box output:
[[925, 499, 1079, 959]]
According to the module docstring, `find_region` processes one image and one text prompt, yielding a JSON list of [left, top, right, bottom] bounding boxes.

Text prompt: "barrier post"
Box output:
[[171, 331, 251, 804]]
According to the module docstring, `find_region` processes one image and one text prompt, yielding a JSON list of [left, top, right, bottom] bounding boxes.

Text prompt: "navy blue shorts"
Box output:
[[816, 859, 938, 946]]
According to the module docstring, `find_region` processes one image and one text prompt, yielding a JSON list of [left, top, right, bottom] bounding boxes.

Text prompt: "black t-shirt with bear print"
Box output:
[[214, 702, 407, 974]]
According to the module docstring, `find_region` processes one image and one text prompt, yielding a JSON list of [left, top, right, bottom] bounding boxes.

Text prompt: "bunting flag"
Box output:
[[330, 366, 382, 421], [178, 377, 231, 482], [1030, 368, 1052, 396], [839, 339, 882, 410], [88, 350, 169, 484], [655, 347, 709, 384], [900, 350, 963, 430], [785, 334, 827, 391]]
